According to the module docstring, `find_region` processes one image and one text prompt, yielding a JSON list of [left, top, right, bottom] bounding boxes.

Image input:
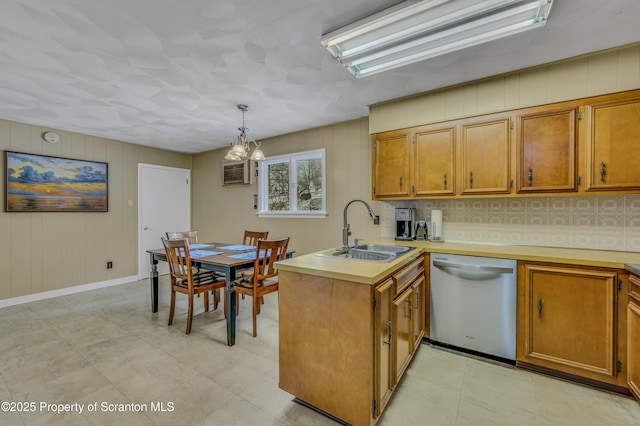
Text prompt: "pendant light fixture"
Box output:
[[225, 104, 266, 161]]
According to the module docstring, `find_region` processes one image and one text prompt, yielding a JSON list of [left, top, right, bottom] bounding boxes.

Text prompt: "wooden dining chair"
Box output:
[[166, 230, 199, 243], [166, 230, 223, 301], [233, 237, 290, 337], [243, 230, 269, 246], [239, 231, 270, 301], [161, 237, 227, 334]]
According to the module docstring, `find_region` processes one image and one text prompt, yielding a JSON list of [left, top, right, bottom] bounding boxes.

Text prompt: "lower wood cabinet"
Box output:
[[375, 279, 394, 416], [395, 274, 426, 379], [517, 262, 628, 389], [412, 275, 426, 351], [376, 256, 426, 417], [628, 274, 640, 401], [279, 254, 427, 426], [393, 286, 413, 387]]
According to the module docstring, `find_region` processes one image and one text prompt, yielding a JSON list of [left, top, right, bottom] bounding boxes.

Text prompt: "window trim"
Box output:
[[257, 148, 327, 218]]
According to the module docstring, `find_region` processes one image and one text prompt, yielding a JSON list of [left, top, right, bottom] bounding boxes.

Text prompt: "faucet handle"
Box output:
[[354, 238, 362, 247]]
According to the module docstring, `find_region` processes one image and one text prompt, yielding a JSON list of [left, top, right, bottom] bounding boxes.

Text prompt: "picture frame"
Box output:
[[4, 151, 108, 212]]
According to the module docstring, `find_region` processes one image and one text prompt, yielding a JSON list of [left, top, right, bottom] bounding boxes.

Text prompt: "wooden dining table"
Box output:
[[147, 242, 289, 346]]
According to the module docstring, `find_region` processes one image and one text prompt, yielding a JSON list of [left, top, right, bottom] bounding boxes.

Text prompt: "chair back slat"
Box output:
[[243, 230, 269, 246], [162, 237, 193, 288], [166, 230, 199, 244], [255, 237, 289, 281]]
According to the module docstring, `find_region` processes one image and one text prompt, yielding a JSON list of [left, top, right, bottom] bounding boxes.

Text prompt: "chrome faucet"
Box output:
[[342, 199, 376, 249]]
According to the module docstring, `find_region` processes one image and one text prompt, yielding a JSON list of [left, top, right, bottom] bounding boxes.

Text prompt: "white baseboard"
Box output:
[[0, 275, 139, 309]]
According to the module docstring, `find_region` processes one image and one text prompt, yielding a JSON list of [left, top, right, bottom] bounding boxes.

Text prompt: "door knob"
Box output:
[[144, 226, 153, 231]]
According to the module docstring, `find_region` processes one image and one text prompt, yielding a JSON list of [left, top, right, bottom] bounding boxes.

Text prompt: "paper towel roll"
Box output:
[[431, 209, 443, 240]]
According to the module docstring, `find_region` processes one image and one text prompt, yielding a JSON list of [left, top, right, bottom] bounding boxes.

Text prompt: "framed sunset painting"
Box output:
[[4, 151, 108, 212]]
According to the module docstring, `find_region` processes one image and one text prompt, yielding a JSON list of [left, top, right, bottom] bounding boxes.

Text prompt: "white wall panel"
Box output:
[[0, 119, 191, 301], [370, 44, 640, 134]]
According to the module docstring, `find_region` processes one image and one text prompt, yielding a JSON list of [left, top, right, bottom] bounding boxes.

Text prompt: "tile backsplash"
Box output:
[[380, 195, 640, 252]]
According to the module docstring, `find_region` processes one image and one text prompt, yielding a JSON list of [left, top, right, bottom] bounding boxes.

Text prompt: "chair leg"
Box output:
[[186, 293, 194, 335], [168, 288, 176, 326], [223, 289, 227, 319], [213, 288, 219, 310], [252, 295, 259, 337], [236, 292, 240, 316], [203, 291, 210, 312]]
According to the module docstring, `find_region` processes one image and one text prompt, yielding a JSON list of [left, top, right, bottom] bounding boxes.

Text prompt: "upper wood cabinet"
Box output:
[[460, 116, 511, 195], [372, 129, 412, 198], [516, 106, 578, 193], [414, 125, 456, 196], [371, 89, 640, 200], [585, 94, 640, 191]]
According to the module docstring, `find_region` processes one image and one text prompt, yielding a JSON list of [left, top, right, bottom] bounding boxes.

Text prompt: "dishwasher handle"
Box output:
[[432, 259, 514, 274]]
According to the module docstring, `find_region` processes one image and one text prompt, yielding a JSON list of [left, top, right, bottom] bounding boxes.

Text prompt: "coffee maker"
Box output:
[[395, 208, 415, 241]]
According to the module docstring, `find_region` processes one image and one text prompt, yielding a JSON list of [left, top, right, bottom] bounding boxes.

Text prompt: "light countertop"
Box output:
[[625, 263, 640, 276], [276, 238, 640, 285]]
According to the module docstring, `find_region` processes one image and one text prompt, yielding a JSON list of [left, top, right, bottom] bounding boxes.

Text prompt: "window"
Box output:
[[258, 149, 326, 218]]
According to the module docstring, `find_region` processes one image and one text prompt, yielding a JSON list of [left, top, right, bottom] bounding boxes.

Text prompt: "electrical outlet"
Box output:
[[107, 261, 113, 269]]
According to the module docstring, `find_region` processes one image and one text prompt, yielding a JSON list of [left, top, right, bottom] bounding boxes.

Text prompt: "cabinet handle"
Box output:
[[384, 321, 392, 345], [600, 162, 606, 183], [415, 292, 420, 310], [538, 297, 543, 318], [399, 176, 403, 190], [469, 171, 473, 189], [528, 168, 533, 186], [443, 174, 447, 189], [406, 299, 412, 319]]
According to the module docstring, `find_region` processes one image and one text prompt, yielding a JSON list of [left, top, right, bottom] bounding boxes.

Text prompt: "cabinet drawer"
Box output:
[[630, 274, 640, 305], [393, 256, 424, 296]]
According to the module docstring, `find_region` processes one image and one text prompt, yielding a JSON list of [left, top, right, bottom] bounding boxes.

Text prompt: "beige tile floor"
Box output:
[[1, 278, 639, 425]]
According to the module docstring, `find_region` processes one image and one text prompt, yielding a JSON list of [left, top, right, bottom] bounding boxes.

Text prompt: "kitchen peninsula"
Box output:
[[276, 239, 640, 426]]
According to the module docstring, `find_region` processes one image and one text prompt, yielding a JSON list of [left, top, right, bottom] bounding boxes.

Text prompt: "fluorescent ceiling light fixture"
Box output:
[[321, 0, 554, 78]]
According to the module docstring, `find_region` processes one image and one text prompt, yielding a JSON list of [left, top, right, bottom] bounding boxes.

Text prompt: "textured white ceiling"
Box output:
[[0, 0, 639, 153]]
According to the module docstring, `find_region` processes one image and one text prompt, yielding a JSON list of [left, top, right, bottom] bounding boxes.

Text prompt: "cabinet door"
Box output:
[[519, 264, 618, 381], [585, 96, 640, 191], [414, 126, 455, 196], [372, 130, 412, 198], [517, 108, 578, 193], [628, 275, 640, 401], [412, 275, 426, 349], [394, 287, 413, 381], [374, 279, 394, 417], [460, 117, 511, 194]]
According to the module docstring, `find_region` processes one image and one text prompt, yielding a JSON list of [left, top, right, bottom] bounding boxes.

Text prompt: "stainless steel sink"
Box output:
[[316, 245, 414, 263], [353, 244, 412, 254]]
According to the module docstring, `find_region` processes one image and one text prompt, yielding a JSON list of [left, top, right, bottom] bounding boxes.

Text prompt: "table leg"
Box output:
[[226, 274, 236, 346], [150, 257, 158, 313]]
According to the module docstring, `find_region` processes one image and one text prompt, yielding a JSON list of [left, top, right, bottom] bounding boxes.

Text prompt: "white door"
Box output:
[[138, 164, 191, 280]]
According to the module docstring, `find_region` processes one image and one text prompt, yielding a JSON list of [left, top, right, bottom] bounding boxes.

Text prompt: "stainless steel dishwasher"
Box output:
[[430, 253, 517, 362]]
